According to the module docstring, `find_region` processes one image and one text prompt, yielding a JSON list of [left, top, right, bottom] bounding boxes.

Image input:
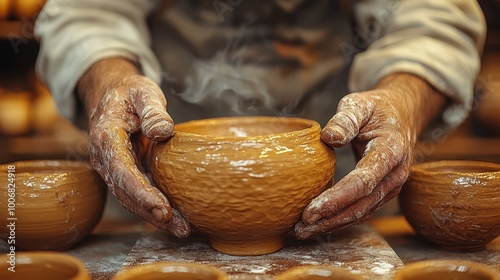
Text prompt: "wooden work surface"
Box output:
[[121, 224, 403, 280], [1, 215, 499, 279]]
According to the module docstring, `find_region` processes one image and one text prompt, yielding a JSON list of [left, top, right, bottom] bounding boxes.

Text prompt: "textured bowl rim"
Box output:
[[274, 265, 364, 280], [411, 160, 500, 177], [393, 259, 500, 280], [172, 116, 321, 141], [0, 251, 91, 280], [113, 261, 228, 280], [0, 160, 94, 175]]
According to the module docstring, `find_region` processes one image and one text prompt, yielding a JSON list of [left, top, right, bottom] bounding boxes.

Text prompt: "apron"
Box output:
[[149, 0, 357, 180]]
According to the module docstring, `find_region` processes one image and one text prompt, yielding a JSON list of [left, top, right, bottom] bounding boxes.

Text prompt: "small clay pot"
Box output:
[[113, 262, 228, 280], [0, 251, 91, 280], [275, 265, 364, 280], [393, 260, 500, 280], [399, 160, 500, 251], [151, 116, 336, 255], [0, 160, 107, 251]]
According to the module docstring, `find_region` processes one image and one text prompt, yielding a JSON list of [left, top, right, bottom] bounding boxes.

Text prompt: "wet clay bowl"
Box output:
[[393, 259, 500, 280], [0, 160, 107, 251], [151, 116, 336, 255], [399, 160, 500, 252], [0, 251, 91, 280], [274, 265, 364, 280], [113, 262, 228, 280]]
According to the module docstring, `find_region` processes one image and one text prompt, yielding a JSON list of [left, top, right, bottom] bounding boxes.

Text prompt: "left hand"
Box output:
[[295, 73, 446, 239]]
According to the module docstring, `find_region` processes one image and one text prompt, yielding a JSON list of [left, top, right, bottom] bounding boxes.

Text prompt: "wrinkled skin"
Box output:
[[295, 73, 446, 239], [79, 58, 445, 239], [78, 58, 190, 238]]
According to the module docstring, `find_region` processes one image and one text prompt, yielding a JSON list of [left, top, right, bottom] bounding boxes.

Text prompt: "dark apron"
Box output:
[[149, 0, 357, 180]]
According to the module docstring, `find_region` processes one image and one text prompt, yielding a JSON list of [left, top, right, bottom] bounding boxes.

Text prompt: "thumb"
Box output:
[[321, 93, 373, 147], [130, 78, 175, 141]]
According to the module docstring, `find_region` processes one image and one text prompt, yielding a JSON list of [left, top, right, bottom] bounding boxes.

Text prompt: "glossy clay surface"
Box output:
[[0, 160, 107, 251], [274, 265, 364, 280], [0, 251, 91, 280], [393, 260, 500, 280], [151, 117, 336, 255], [399, 160, 500, 251], [113, 262, 228, 280]]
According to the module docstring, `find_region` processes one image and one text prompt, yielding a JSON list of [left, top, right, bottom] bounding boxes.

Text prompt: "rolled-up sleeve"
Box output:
[[34, 0, 162, 123], [349, 0, 486, 128]]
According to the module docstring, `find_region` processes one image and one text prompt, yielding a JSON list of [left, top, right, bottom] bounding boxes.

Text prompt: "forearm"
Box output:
[[374, 73, 447, 137], [35, 0, 161, 124], [77, 58, 141, 124], [349, 0, 485, 130]]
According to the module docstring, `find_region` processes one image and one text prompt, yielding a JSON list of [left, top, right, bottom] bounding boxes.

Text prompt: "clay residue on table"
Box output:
[[68, 232, 140, 280], [386, 233, 500, 272], [122, 224, 403, 280]]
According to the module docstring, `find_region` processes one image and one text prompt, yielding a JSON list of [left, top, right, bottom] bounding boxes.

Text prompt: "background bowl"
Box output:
[[393, 259, 500, 280], [113, 262, 228, 280], [0, 160, 107, 251], [399, 160, 500, 251], [151, 116, 336, 255], [274, 265, 363, 280], [0, 251, 91, 280]]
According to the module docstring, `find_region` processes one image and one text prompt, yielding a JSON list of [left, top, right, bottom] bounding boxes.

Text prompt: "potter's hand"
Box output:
[[78, 58, 190, 238], [295, 73, 446, 239]]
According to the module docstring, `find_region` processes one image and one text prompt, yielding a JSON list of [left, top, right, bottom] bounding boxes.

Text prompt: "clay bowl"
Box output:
[[113, 262, 228, 280], [275, 265, 364, 280], [150, 116, 336, 255], [0, 160, 107, 251], [0, 251, 91, 280], [399, 160, 500, 251], [393, 259, 500, 280]]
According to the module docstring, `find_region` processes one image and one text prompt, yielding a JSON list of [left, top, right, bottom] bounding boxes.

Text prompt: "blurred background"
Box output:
[[0, 0, 499, 178]]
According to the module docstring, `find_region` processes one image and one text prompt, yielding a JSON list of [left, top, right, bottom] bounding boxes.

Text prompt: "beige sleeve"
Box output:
[[348, 0, 486, 129], [34, 0, 162, 124]]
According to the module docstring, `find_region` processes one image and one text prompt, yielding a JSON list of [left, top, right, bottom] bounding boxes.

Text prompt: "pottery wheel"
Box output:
[[122, 224, 403, 279]]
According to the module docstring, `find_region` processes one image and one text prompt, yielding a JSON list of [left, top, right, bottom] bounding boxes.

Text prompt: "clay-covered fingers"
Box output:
[[302, 137, 405, 223], [89, 124, 191, 238], [127, 76, 175, 141], [87, 80, 191, 236], [112, 186, 190, 238], [321, 93, 375, 147], [295, 163, 408, 239]]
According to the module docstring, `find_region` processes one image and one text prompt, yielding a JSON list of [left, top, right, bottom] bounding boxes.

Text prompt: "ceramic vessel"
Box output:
[[399, 160, 500, 251], [275, 265, 363, 280], [151, 116, 336, 255], [393, 259, 500, 280], [0, 160, 107, 251], [113, 262, 228, 280], [0, 251, 91, 280]]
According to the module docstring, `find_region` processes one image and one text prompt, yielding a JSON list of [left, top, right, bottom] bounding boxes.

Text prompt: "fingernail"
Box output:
[[171, 225, 190, 239], [168, 210, 191, 238], [307, 213, 322, 225], [295, 222, 314, 240], [297, 229, 313, 240], [152, 208, 168, 222], [321, 126, 346, 145], [149, 120, 174, 141]]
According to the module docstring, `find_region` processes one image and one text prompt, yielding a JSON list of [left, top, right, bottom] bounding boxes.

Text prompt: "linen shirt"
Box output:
[[34, 0, 486, 178]]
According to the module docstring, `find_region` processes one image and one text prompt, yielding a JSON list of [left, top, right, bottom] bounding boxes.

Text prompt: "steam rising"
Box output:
[[171, 24, 299, 116], [180, 54, 274, 114]]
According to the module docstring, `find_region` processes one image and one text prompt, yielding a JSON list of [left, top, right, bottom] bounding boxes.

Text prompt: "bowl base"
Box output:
[[210, 236, 286, 256]]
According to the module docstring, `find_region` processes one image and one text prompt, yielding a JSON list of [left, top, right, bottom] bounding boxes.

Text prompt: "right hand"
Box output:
[[77, 58, 191, 238]]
